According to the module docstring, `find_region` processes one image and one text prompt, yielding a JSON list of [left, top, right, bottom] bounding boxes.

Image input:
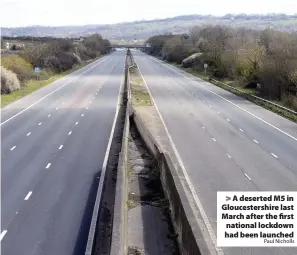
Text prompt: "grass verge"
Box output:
[[129, 66, 152, 107], [172, 64, 297, 123], [1, 58, 100, 108]]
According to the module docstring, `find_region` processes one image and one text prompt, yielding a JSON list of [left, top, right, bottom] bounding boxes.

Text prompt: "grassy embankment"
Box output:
[[129, 66, 152, 106], [1, 58, 99, 108]]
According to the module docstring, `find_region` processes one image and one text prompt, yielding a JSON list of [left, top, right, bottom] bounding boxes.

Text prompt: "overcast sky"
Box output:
[[1, 0, 297, 27]]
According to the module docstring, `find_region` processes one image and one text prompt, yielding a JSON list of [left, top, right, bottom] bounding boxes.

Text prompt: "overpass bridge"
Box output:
[[109, 44, 151, 49]]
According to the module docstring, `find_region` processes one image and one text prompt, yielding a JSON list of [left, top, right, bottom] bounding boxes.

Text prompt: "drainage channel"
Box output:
[[126, 119, 180, 255], [91, 62, 128, 255]]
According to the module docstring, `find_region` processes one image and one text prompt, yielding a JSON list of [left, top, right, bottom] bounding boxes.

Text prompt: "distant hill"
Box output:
[[2, 14, 297, 40]]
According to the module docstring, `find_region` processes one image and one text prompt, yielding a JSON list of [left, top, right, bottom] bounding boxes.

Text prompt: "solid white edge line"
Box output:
[[46, 163, 51, 169], [157, 59, 297, 142], [0, 230, 7, 242], [10, 146, 16, 151], [1, 55, 111, 126], [85, 59, 122, 255], [137, 60, 223, 255], [24, 191, 33, 200], [59, 145, 63, 150]]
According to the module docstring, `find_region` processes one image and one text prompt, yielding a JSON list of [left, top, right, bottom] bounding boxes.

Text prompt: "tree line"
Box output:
[[145, 26, 297, 110], [1, 34, 111, 94]]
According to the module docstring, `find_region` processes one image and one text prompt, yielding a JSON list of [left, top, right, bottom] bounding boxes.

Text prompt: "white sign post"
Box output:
[[204, 63, 208, 76]]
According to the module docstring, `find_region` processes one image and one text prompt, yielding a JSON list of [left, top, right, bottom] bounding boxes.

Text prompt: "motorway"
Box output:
[[1, 50, 125, 255], [133, 50, 297, 255]]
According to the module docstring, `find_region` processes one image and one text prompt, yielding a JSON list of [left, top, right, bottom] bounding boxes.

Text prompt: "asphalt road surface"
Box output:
[[133, 50, 297, 255], [1, 50, 126, 255]]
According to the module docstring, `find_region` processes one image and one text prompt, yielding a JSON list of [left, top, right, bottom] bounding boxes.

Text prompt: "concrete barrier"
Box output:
[[110, 102, 130, 255], [110, 56, 132, 255], [132, 111, 216, 255], [110, 63, 217, 255]]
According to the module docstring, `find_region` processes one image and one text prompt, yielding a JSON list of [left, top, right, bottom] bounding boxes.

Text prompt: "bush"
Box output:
[[1, 66, 21, 94], [21, 44, 50, 67], [282, 94, 297, 111], [43, 52, 79, 73], [43, 56, 61, 72], [56, 52, 79, 72], [1, 55, 34, 83]]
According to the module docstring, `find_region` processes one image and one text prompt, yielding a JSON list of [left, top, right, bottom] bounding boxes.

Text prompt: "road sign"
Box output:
[[34, 67, 40, 73], [204, 63, 208, 75]]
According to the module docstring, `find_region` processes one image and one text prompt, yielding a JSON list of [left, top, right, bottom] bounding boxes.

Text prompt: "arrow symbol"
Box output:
[[226, 196, 231, 201]]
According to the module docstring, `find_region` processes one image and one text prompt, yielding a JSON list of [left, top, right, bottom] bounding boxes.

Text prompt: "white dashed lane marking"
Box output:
[[86, 107, 88, 110], [10, 146, 16, 151], [59, 145, 63, 150], [253, 139, 259, 144], [26, 132, 31, 136], [81, 114, 84, 117], [212, 138, 216, 142], [239, 129, 244, 132], [227, 154, 232, 159], [244, 173, 252, 180], [46, 163, 51, 169], [227, 119, 230, 122], [38, 122, 42, 126], [271, 153, 278, 159], [75, 122, 78, 125], [68, 131, 72, 135], [161, 60, 297, 143], [24, 191, 33, 200], [48, 114, 51, 117], [56, 108, 59, 110], [0, 230, 7, 242]]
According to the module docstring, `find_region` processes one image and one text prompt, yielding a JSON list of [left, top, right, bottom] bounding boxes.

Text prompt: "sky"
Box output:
[[1, 0, 297, 27]]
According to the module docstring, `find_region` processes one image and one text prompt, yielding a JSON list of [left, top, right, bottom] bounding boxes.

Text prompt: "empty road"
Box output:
[[1, 50, 125, 255], [133, 50, 297, 255]]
